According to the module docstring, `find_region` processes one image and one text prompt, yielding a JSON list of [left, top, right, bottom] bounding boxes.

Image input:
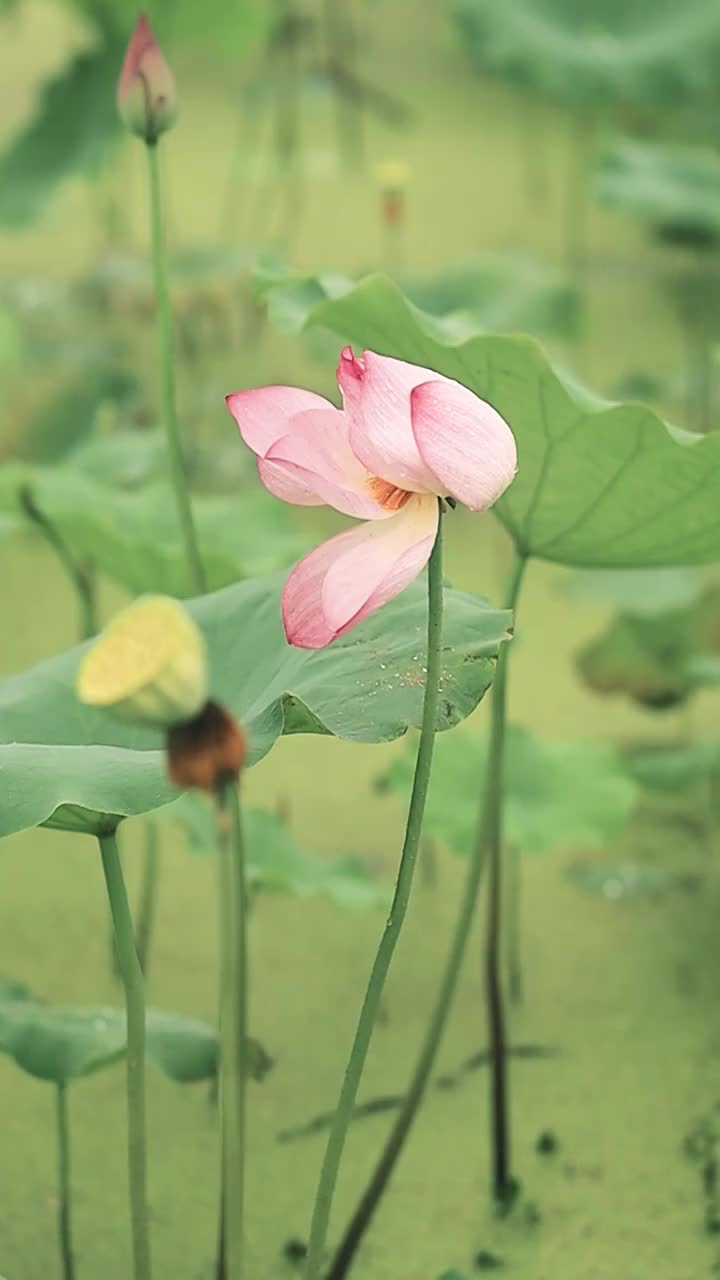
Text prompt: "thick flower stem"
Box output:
[[56, 1081, 75, 1280], [303, 508, 445, 1280], [98, 832, 152, 1280], [324, 552, 527, 1280], [145, 140, 206, 595], [217, 780, 248, 1279]]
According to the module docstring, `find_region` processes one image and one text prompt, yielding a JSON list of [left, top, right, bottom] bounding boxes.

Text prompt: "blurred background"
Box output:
[[3, 1, 720, 1277]]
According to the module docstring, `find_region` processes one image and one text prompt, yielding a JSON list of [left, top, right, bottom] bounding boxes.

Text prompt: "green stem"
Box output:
[[56, 1081, 75, 1280], [217, 781, 248, 1278], [98, 832, 152, 1280], [145, 141, 206, 595], [19, 486, 98, 640], [303, 508, 445, 1280], [484, 634, 513, 1203], [324, 551, 527, 1280], [136, 821, 161, 977], [506, 843, 523, 1005]]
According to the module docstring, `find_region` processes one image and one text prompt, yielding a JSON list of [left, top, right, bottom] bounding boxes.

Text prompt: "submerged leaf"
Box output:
[[258, 272, 720, 568], [151, 795, 383, 909], [379, 725, 635, 856], [0, 574, 510, 836]]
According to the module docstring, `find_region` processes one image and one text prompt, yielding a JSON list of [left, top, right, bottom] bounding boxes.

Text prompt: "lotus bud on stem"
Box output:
[[117, 14, 177, 145], [77, 596, 248, 1277]]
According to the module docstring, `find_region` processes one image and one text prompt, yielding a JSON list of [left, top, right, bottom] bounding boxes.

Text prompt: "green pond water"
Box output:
[[1, 1, 719, 1277]]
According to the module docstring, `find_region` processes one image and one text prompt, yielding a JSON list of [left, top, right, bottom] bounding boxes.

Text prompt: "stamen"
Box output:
[[368, 476, 412, 511]]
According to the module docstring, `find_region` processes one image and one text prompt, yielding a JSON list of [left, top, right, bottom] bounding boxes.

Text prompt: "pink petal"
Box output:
[[410, 380, 518, 511], [225, 386, 334, 458], [282, 495, 439, 648], [262, 409, 389, 519], [337, 347, 446, 494]]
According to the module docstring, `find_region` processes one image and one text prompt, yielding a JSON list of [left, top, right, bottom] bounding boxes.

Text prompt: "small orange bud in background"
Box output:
[[377, 160, 410, 228], [117, 14, 177, 144]]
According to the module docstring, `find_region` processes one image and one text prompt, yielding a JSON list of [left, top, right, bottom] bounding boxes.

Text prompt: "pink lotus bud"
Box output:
[[117, 14, 177, 144]]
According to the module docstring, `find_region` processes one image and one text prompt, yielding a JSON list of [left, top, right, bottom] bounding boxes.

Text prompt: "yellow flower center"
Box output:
[[368, 476, 412, 511]]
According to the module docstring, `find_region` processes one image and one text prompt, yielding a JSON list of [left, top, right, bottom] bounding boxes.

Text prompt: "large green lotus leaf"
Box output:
[[378, 724, 635, 856], [595, 141, 720, 243], [0, 463, 305, 595], [0, 997, 263, 1084], [0, 43, 123, 228], [259, 272, 720, 568], [0, 574, 510, 837], [151, 795, 384, 909], [452, 0, 720, 109], [577, 586, 720, 708]]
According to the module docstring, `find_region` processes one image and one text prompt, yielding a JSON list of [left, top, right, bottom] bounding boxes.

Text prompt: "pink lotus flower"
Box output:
[[226, 348, 517, 649], [117, 14, 177, 143]]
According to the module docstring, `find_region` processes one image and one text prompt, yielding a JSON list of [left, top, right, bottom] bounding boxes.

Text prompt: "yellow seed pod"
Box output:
[[77, 596, 208, 728]]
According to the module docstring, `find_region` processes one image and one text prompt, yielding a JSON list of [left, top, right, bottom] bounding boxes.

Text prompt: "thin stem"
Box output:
[[19, 486, 98, 640], [98, 832, 152, 1280], [217, 781, 248, 1278], [325, 552, 527, 1280], [136, 821, 161, 977], [145, 141, 206, 595], [506, 843, 523, 1005], [56, 1082, 75, 1280], [303, 508, 445, 1280], [484, 637, 512, 1201]]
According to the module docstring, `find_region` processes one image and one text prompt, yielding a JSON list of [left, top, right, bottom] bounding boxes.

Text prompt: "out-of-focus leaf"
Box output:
[[452, 0, 720, 109], [252, 260, 354, 336], [68, 429, 169, 490], [403, 255, 580, 339], [0, 464, 307, 595], [0, 574, 510, 836], [0, 993, 270, 1085], [577, 586, 720, 708], [624, 740, 720, 790], [253, 255, 579, 340], [0, 43, 123, 228], [258, 272, 720, 568], [152, 795, 384, 909], [566, 861, 693, 899], [378, 725, 635, 856], [562, 567, 713, 616], [595, 140, 720, 245]]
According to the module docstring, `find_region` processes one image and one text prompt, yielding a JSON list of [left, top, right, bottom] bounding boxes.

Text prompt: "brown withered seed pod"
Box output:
[[167, 700, 247, 792]]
